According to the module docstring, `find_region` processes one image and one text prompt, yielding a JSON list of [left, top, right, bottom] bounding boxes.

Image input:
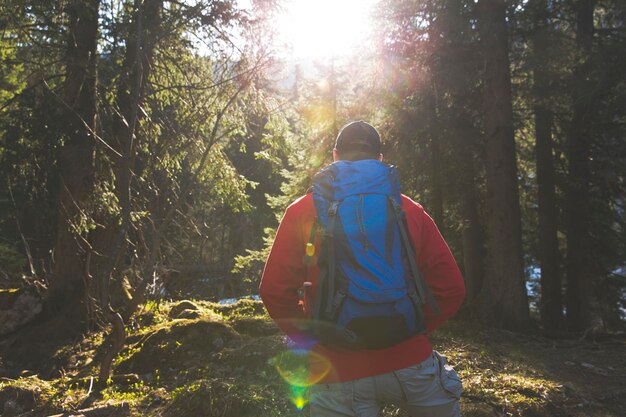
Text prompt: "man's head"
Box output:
[[333, 120, 382, 162]]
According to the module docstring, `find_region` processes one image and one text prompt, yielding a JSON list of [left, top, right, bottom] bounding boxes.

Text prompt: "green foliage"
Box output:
[[0, 30, 26, 109], [0, 243, 25, 273], [101, 379, 150, 405], [0, 0, 292, 308]]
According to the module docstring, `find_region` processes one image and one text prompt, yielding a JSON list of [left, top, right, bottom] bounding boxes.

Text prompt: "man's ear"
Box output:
[[377, 153, 383, 162]]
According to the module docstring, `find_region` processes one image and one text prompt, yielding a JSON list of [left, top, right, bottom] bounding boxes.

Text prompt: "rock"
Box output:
[[177, 309, 201, 320], [168, 300, 200, 319], [0, 290, 42, 336], [0, 386, 37, 417]]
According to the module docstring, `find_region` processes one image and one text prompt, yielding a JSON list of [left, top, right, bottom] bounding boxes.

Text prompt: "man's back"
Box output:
[[260, 191, 464, 381]]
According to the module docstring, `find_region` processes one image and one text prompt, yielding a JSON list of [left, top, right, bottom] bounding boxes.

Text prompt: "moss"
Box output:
[[0, 377, 51, 416], [164, 378, 289, 417], [0, 375, 75, 415], [211, 299, 267, 319], [116, 317, 240, 375], [230, 316, 280, 336]]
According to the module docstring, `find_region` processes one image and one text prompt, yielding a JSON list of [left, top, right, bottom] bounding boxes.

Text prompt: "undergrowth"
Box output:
[[0, 300, 624, 417]]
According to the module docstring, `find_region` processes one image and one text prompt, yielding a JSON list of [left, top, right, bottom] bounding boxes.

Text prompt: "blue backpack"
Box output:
[[308, 160, 439, 350]]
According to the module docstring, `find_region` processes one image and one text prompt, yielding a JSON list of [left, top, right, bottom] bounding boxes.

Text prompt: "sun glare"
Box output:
[[275, 0, 378, 59]]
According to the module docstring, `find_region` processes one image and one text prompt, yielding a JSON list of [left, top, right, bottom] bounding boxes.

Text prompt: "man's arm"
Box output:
[[403, 197, 466, 334], [259, 203, 308, 338]]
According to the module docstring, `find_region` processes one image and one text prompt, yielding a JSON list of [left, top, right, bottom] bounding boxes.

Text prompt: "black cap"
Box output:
[[334, 121, 382, 155]]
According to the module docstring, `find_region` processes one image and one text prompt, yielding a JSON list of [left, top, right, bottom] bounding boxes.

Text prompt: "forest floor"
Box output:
[[0, 299, 625, 417]]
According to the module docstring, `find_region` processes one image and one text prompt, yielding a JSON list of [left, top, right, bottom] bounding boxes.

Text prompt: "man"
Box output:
[[260, 121, 466, 417]]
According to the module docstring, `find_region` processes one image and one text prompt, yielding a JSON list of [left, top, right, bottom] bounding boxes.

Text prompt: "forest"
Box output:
[[0, 0, 625, 416]]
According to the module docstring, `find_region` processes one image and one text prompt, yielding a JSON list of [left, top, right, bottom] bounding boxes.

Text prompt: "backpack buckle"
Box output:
[[408, 290, 423, 307]]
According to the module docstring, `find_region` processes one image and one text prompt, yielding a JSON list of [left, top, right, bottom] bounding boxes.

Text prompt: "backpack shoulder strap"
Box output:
[[389, 197, 441, 315], [312, 201, 344, 321]]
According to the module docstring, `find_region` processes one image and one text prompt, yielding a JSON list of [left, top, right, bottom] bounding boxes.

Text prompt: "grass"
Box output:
[[0, 300, 624, 417]]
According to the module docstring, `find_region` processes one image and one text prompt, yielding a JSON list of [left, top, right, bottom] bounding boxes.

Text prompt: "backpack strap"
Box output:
[[324, 201, 340, 318], [389, 198, 441, 315], [312, 201, 341, 321]]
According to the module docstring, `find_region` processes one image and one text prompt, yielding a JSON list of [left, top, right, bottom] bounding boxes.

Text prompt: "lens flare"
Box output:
[[274, 349, 332, 387], [273, 348, 334, 410], [291, 385, 308, 411]]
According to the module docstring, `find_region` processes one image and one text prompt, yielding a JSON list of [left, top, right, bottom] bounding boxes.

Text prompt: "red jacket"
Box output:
[[259, 192, 465, 383]]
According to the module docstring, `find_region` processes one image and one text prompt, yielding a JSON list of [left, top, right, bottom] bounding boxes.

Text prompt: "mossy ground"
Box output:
[[1, 300, 624, 416]]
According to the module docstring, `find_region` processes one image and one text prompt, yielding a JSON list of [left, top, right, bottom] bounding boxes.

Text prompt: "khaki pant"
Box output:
[[309, 351, 462, 417]]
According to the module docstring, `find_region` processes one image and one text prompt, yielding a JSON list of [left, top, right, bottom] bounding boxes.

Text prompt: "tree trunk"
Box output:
[[459, 150, 485, 301], [46, 0, 100, 334], [477, 0, 530, 330], [438, 0, 486, 301], [528, 0, 563, 330], [535, 105, 562, 330], [565, 0, 596, 332], [427, 90, 445, 232], [96, 0, 163, 387]]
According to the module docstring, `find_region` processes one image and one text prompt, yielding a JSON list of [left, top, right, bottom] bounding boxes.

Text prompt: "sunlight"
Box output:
[[275, 0, 378, 59]]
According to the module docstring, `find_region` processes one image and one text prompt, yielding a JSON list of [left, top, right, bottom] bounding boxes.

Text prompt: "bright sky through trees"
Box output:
[[274, 0, 378, 59]]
